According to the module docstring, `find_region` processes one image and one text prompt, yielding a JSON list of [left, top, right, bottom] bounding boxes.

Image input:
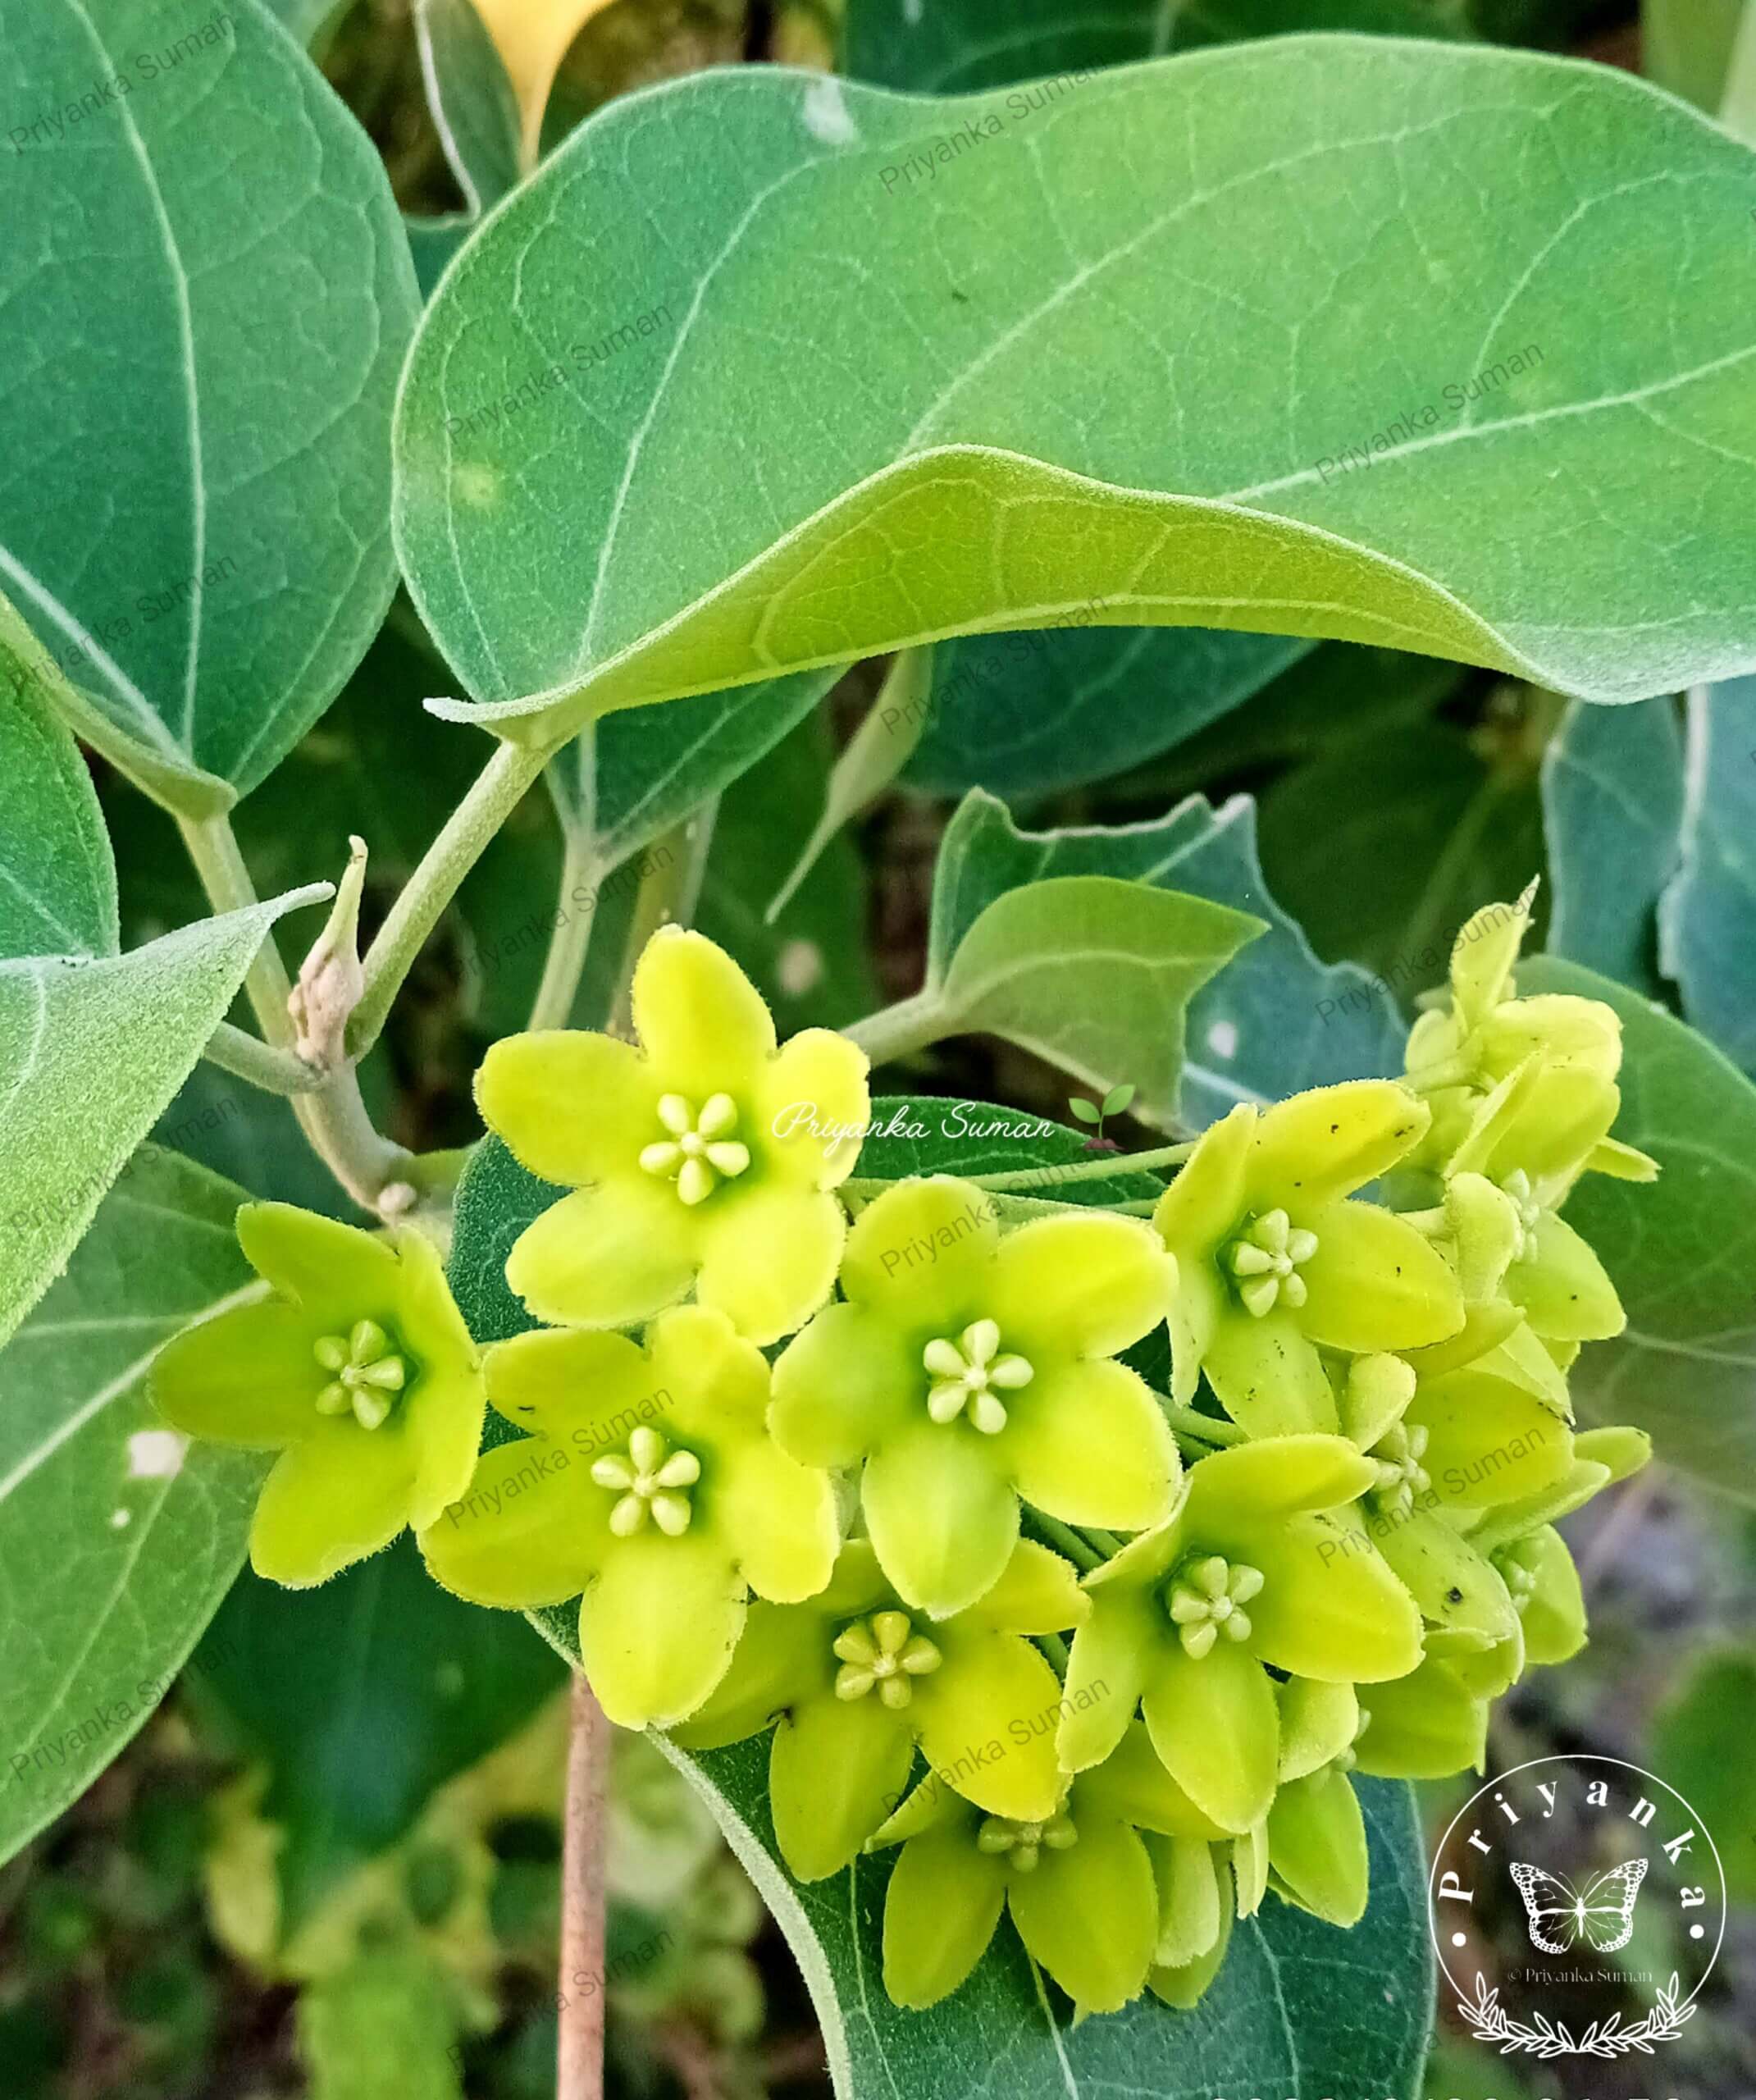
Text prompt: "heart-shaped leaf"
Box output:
[[0, 1147, 266, 1868], [1658, 680, 1756, 1072], [0, 882, 324, 1348], [929, 791, 1400, 1125], [1521, 956, 1756, 1500], [396, 46, 1756, 746], [445, 1132, 1436, 2100], [0, 0, 419, 810], [1542, 696, 1683, 995]]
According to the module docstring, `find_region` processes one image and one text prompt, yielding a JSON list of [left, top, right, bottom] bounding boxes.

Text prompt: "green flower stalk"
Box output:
[[1152, 1081, 1465, 1439], [477, 929, 870, 1347], [152, 1205, 486, 1587], [869, 1723, 1207, 2013], [419, 1308, 837, 1728], [1056, 1436, 1423, 1833], [769, 1176, 1179, 1617], [675, 1539, 1086, 1879]]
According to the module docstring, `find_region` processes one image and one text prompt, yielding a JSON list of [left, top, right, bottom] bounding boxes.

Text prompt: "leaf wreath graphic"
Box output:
[[1509, 1860, 1649, 1955]]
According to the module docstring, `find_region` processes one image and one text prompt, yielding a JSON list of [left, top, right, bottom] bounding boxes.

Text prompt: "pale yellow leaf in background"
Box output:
[[471, 0, 622, 166]]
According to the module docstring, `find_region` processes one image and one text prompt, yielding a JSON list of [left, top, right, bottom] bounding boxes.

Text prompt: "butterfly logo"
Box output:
[[1510, 1859, 1649, 1956]]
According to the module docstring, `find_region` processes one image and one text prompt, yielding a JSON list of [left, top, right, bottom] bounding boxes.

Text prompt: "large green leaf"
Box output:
[[0, 0, 419, 810], [843, 0, 1470, 92], [1542, 696, 1682, 995], [930, 791, 1402, 1125], [0, 1147, 266, 1868], [0, 617, 116, 961], [879, 874, 1261, 1125], [192, 1539, 563, 1933], [397, 46, 1756, 746], [0, 883, 322, 1348], [445, 1134, 1435, 2100], [1658, 680, 1756, 1074], [1521, 957, 1756, 1500]]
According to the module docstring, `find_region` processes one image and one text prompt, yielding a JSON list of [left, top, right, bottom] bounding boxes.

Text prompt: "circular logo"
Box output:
[[1428, 1755, 1726, 2072]]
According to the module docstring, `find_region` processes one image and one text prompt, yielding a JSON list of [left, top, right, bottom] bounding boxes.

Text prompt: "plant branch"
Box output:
[[349, 737, 551, 1060], [961, 1141, 1195, 1193], [528, 830, 605, 1031], [559, 1673, 612, 2100], [1164, 1402, 1243, 1448], [843, 990, 951, 1067], [177, 812, 299, 1045], [203, 1021, 326, 1096]]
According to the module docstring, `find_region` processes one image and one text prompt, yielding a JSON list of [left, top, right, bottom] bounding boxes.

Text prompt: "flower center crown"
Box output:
[[591, 1425, 702, 1536], [313, 1319, 409, 1431], [639, 1092, 752, 1207], [1369, 1422, 1431, 1518], [832, 1609, 943, 1709], [1223, 1208, 1318, 1318], [922, 1318, 1033, 1435], [1166, 1553, 1265, 1658], [1499, 1168, 1543, 1262], [975, 1812, 1078, 1873]]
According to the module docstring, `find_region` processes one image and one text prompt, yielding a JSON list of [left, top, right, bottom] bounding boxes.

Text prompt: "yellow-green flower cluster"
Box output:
[[152, 904, 1654, 2020]]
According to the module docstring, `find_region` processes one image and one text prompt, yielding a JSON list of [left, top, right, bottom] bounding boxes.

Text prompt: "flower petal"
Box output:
[[251, 1426, 416, 1586], [475, 1029, 659, 1189], [1268, 1769, 1369, 1926], [1148, 1848, 1234, 2007], [863, 1422, 1019, 1619], [754, 1029, 871, 1189], [840, 1177, 1000, 1326], [984, 1212, 1171, 1361], [1407, 1372, 1571, 1512], [632, 929, 775, 1091], [1237, 1513, 1425, 1684], [235, 1203, 402, 1321], [881, 1826, 1006, 2010], [1275, 1678, 1360, 1783], [1147, 1833, 1224, 1969], [1506, 1211, 1625, 1341], [1296, 1199, 1465, 1353], [670, 1600, 826, 1751], [962, 1539, 1088, 1637], [770, 1692, 917, 1880], [1008, 1818, 1158, 2013], [419, 1438, 609, 1607], [1141, 1639, 1279, 1833], [153, 1300, 323, 1448], [505, 1182, 696, 1331], [1079, 1721, 1223, 1839], [645, 1303, 773, 1445], [407, 1361, 490, 1532], [1371, 1507, 1517, 1648], [695, 1184, 844, 1345], [1248, 1081, 1431, 1208], [1165, 1253, 1226, 1407], [1184, 1433, 1375, 1522], [1058, 1583, 1156, 1775], [916, 1628, 1065, 1820], [770, 1303, 919, 1468], [1152, 1104, 1252, 1258], [996, 1359, 1179, 1531], [485, 1326, 655, 1446], [713, 1432, 838, 1604], [1355, 1658, 1487, 1778], [578, 1530, 746, 1728], [1203, 1308, 1339, 1437]]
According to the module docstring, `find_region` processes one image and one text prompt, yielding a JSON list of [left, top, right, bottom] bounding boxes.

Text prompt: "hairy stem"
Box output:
[[528, 831, 604, 1031], [843, 990, 950, 1067], [1029, 1513, 1102, 1571], [349, 737, 551, 1060], [962, 1140, 1195, 1193], [177, 812, 299, 1045], [559, 1673, 612, 2100], [203, 1021, 326, 1096], [1164, 1402, 1244, 1448]]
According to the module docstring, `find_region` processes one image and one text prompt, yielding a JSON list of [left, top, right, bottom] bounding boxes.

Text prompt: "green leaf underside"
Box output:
[[0, 0, 418, 805], [843, 0, 1474, 94], [446, 1130, 1434, 2098], [925, 874, 1262, 1127], [194, 1540, 564, 1934], [931, 791, 1403, 1126], [398, 44, 1756, 744], [905, 626, 1311, 799], [1658, 679, 1756, 1073], [1521, 957, 1756, 1500], [1542, 695, 1683, 995], [0, 636, 117, 961], [0, 1148, 265, 1869], [0, 885, 322, 1349]]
